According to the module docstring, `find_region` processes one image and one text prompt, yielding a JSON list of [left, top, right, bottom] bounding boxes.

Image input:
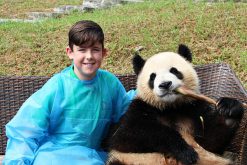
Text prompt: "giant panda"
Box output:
[[106, 44, 244, 165]]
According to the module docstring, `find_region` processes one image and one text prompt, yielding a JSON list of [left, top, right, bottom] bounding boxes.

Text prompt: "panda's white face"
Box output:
[[152, 68, 183, 102], [136, 52, 199, 109]]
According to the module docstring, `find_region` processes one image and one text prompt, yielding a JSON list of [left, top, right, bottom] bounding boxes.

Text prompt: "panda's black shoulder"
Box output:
[[191, 99, 212, 111], [129, 98, 158, 112], [122, 98, 159, 120], [178, 99, 212, 116], [130, 98, 151, 108]]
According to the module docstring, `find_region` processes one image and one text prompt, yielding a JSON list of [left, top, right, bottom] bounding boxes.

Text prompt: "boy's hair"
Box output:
[[68, 20, 104, 51]]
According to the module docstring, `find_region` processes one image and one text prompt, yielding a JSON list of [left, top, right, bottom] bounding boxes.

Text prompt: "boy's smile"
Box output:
[[66, 42, 107, 80]]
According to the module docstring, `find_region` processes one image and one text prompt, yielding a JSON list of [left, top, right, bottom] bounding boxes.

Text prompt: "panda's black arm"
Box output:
[[195, 98, 244, 154], [109, 99, 198, 164], [111, 113, 198, 164], [147, 122, 197, 157]]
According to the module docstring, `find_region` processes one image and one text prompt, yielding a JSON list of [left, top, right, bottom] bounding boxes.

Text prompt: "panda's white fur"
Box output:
[[137, 52, 199, 109]]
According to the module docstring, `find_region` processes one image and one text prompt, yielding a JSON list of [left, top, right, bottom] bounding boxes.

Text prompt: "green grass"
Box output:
[[0, 0, 82, 19], [0, 0, 246, 88]]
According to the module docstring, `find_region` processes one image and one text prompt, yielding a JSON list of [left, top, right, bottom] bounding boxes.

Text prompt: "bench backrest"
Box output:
[[0, 63, 246, 164]]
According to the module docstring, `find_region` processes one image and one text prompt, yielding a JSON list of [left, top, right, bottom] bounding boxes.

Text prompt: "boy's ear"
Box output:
[[66, 46, 73, 59], [103, 48, 108, 57]]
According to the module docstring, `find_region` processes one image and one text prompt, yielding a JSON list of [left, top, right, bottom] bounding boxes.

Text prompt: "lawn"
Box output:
[[0, 0, 246, 88], [0, 0, 82, 19]]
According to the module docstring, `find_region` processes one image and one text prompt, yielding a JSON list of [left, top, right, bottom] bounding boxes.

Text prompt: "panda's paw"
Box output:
[[177, 146, 198, 165], [217, 97, 244, 120]]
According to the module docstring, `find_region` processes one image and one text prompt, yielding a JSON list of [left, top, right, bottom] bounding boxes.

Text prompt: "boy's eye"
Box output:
[[92, 48, 101, 52], [78, 48, 86, 52]]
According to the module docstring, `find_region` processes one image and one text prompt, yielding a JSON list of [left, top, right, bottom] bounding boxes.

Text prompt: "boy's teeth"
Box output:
[[85, 63, 93, 67]]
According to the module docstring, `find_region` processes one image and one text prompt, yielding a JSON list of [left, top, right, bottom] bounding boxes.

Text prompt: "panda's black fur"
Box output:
[[106, 44, 244, 165]]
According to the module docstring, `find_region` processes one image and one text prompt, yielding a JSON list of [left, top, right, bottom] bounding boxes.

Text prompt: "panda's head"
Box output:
[[133, 44, 199, 109]]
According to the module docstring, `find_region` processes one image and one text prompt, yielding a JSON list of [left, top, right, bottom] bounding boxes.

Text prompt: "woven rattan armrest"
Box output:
[[0, 63, 246, 164]]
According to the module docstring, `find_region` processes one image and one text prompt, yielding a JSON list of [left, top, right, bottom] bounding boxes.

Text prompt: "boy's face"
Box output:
[[66, 42, 107, 80]]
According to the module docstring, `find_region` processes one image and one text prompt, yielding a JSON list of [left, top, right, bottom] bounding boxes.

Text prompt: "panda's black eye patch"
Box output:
[[149, 73, 156, 89], [170, 67, 183, 79], [150, 73, 156, 81]]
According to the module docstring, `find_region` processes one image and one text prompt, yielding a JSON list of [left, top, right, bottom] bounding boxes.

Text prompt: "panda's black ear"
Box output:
[[177, 44, 192, 62], [132, 53, 145, 75]]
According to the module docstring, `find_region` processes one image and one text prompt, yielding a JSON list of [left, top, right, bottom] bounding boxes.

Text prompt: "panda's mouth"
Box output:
[[157, 91, 175, 98]]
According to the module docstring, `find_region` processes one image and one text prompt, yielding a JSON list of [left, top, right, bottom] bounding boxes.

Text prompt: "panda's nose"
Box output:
[[159, 81, 172, 90]]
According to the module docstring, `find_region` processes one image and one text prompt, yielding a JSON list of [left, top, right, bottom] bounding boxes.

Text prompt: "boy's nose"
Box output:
[[85, 51, 93, 59]]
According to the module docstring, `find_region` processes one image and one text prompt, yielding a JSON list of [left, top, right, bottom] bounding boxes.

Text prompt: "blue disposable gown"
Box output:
[[3, 66, 136, 165]]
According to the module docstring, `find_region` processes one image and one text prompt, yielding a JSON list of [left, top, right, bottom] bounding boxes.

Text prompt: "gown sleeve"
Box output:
[[3, 75, 59, 165], [111, 77, 136, 123]]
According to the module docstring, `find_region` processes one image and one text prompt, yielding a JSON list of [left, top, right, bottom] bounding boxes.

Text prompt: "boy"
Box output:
[[3, 20, 135, 165]]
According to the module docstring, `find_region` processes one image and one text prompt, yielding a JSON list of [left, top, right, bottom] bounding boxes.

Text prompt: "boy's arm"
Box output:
[[3, 76, 58, 165]]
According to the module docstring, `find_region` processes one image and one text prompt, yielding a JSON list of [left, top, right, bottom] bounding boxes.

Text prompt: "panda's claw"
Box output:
[[217, 97, 244, 119]]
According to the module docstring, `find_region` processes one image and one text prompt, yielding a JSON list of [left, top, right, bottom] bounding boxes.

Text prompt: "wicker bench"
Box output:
[[0, 63, 246, 164]]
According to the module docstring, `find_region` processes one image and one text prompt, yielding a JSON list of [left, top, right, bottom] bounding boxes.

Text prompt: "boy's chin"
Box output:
[[75, 65, 99, 80], [79, 71, 97, 80]]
